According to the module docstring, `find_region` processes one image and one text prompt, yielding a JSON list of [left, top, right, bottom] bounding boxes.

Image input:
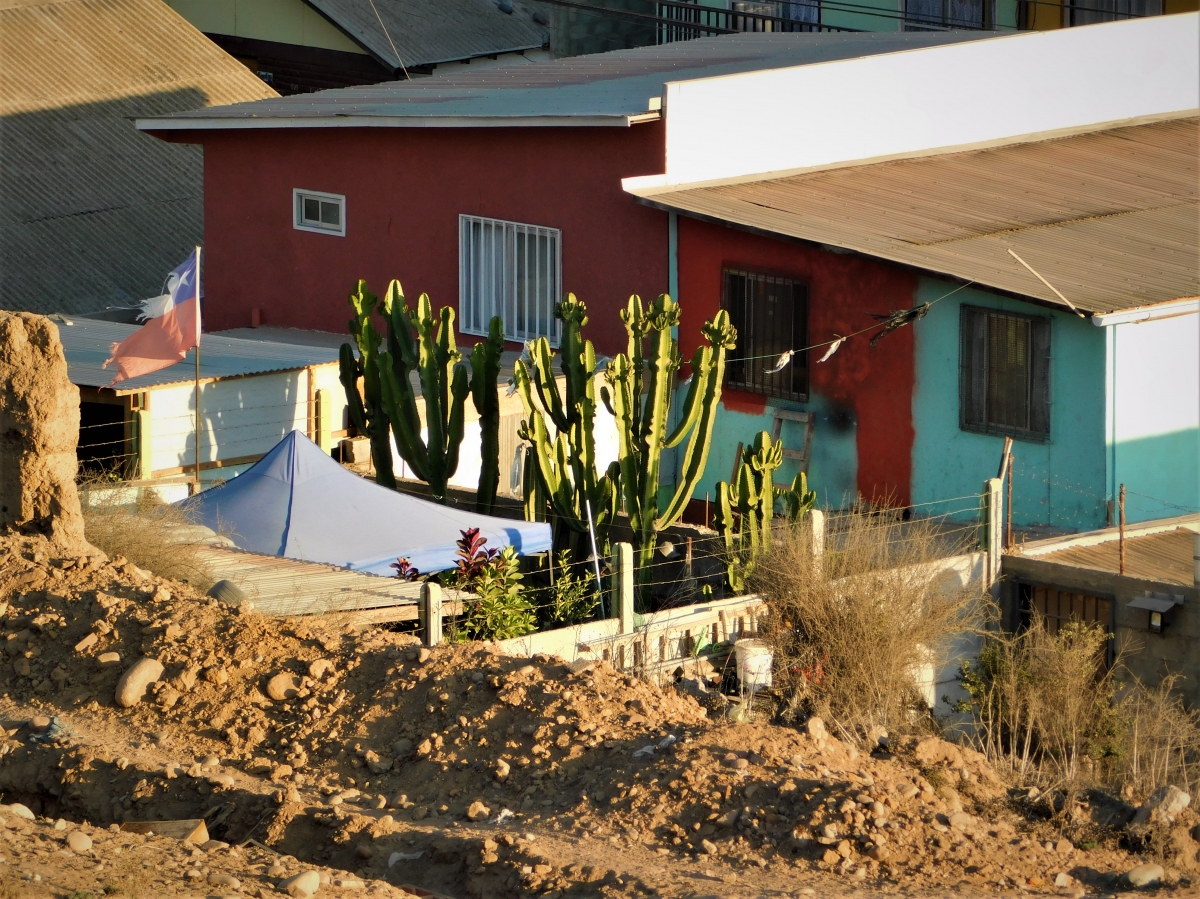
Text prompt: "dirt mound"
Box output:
[[1, 529, 1196, 898]]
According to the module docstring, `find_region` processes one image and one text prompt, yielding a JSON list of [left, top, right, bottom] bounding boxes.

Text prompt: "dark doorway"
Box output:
[[78, 401, 129, 478]]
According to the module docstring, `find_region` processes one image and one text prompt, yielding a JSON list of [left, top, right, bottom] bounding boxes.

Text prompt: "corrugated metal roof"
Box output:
[[57, 317, 340, 393], [137, 31, 994, 129], [634, 117, 1199, 314], [1037, 527, 1198, 588], [0, 0, 276, 316], [306, 0, 548, 71]]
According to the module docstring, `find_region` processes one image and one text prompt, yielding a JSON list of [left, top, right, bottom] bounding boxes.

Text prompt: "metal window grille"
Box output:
[[459, 215, 561, 344], [657, 0, 819, 43], [723, 268, 808, 401], [1069, 0, 1160, 25], [903, 0, 991, 28], [959, 305, 1050, 441]]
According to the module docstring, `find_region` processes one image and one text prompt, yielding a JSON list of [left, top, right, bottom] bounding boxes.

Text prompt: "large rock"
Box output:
[[1123, 863, 1164, 889], [1132, 785, 1190, 827], [115, 658, 164, 707], [0, 312, 88, 551]]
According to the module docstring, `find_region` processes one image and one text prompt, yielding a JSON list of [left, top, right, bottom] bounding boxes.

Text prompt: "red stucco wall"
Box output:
[[181, 123, 669, 355], [676, 217, 917, 506]]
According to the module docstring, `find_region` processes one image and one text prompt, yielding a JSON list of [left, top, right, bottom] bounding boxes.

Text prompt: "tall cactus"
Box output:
[[471, 317, 505, 514], [340, 281, 397, 490], [714, 431, 783, 593], [601, 294, 736, 602], [340, 279, 500, 504], [514, 294, 620, 558]]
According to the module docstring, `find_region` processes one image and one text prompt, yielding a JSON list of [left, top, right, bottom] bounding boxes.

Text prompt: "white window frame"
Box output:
[[459, 214, 562, 345], [293, 188, 346, 237]]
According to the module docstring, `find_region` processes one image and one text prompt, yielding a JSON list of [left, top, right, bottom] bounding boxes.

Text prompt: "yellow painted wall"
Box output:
[[165, 0, 366, 54], [1025, 0, 1064, 29], [1164, 0, 1199, 14]]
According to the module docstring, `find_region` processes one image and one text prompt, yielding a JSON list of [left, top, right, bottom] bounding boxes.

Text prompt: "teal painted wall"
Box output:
[[688, 396, 859, 514], [911, 279, 1108, 529]]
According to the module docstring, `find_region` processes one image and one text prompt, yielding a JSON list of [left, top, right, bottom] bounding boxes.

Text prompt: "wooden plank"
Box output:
[[122, 819, 208, 843]]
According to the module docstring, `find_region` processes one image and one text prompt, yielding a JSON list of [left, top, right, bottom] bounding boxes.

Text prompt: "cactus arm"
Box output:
[[382, 281, 423, 441], [471, 316, 504, 514], [377, 350, 429, 482], [339, 343, 368, 435], [442, 362, 469, 484], [638, 295, 680, 541], [529, 338, 567, 430], [663, 347, 705, 449], [655, 311, 735, 529], [558, 293, 589, 416]]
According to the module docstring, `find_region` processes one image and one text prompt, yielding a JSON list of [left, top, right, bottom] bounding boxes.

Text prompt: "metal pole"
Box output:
[[192, 246, 202, 495], [1118, 484, 1126, 576], [584, 498, 605, 618]]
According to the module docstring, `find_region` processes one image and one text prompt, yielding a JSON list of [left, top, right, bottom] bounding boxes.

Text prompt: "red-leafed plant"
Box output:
[[454, 527, 501, 583], [390, 557, 421, 581]]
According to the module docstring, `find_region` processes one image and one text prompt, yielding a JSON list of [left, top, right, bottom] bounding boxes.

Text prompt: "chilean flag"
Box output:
[[104, 249, 201, 386]]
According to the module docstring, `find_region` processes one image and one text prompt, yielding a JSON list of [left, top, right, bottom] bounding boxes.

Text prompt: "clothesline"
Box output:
[[750, 280, 977, 373]]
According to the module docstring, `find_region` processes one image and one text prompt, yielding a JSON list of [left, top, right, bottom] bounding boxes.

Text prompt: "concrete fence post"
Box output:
[[135, 409, 152, 480], [810, 509, 825, 577], [981, 478, 1003, 589], [315, 389, 332, 453], [1192, 530, 1200, 587], [612, 542, 634, 634], [422, 581, 443, 647]]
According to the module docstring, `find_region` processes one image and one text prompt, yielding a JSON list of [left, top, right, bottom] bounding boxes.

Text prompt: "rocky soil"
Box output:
[[0, 530, 1197, 898]]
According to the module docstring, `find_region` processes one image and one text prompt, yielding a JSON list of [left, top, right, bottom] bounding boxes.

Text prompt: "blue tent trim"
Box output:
[[177, 430, 552, 575]]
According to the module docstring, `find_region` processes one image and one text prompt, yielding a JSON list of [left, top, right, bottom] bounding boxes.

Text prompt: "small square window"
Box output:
[[294, 189, 345, 236]]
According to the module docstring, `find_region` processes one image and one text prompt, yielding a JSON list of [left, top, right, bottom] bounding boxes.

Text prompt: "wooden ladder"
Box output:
[[770, 408, 815, 474]]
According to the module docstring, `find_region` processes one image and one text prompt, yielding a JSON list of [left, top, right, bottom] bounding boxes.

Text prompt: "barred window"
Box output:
[[459, 215, 561, 344], [723, 269, 808, 401], [959, 305, 1050, 441]]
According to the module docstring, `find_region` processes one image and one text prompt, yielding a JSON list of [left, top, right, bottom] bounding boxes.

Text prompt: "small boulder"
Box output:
[[1123, 863, 1164, 889], [115, 658, 164, 708], [467, 800, 490, 821], [266, 673, 302, 701], [391, 738, 414, 758], [279, 869, 321, 897], [805, 717, 827, 741], [97, 651, 121, 668], [308, 659, 334, 680], [67, 831, 92, 853]]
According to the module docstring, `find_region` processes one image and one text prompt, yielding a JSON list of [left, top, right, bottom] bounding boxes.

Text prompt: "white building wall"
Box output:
[[149, 365, 344, 474]]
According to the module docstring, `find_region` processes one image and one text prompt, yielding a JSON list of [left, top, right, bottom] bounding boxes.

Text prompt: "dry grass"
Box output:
[[751, 506, 982, 747], [1120, 673, 1200, 799], [958, 619, 1200, 802], [80, 480, 216, 592]]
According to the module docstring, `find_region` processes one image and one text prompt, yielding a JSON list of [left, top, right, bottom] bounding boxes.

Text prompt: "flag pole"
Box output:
[[192, 245, 202, 495]]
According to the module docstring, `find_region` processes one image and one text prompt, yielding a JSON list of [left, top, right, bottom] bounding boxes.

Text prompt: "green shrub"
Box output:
[[463, 546, 536, 641], [547, 550, 596, 626]]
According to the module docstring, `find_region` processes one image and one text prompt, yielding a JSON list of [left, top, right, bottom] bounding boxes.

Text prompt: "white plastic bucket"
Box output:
[[734, 639, 774, 689]]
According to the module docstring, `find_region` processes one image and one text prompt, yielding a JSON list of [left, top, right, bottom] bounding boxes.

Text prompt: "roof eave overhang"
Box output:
[[626, 109, 1200, 198], [629, 194, 1111, 318], [136, 111, 658, 132]]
